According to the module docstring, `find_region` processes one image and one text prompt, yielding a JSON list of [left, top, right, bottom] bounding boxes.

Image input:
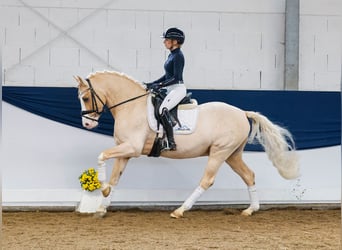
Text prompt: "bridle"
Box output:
[[79, 78, 149, 122]]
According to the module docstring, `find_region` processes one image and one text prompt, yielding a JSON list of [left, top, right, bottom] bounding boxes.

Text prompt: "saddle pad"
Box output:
[[147, 95, 199, 135]]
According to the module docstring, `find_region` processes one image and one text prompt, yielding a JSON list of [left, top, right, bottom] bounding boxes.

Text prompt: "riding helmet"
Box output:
[[162, 27, 185, 44]]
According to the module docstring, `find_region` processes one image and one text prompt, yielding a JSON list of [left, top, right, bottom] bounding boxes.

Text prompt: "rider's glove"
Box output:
[[145, 82, 161, 91]]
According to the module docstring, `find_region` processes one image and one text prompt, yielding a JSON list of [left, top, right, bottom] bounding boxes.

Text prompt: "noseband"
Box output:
[[80, 78, 148, 122]]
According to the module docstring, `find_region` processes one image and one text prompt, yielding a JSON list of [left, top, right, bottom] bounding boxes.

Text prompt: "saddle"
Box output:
[[151, 88, 193, 129], [148, 89, 194, 157]]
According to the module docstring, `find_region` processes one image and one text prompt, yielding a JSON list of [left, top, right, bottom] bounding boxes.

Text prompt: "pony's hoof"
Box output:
[[94, 206, 107, 218], [241, 205, 259, 216], [241, 208, 253, 216], [170, 207, 184, 219], [101, 185, 111, 197]]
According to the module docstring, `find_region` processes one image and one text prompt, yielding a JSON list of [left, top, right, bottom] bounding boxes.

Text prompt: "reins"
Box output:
[[80, 78, 149, 121]]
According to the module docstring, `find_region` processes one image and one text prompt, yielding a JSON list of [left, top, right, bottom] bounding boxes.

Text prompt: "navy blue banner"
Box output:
[[3, 86, 341, 151]]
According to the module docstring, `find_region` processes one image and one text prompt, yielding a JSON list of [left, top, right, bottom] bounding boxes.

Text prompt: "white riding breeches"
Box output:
[[159, 84, 187, 114]]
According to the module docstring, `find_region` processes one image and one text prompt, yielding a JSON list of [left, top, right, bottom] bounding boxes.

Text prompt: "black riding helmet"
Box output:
[[162, 27, 185, 45]]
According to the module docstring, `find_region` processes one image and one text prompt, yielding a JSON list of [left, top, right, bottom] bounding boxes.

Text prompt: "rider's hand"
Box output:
[[144, 82, 154, 90], [145, 82, 160, 91]]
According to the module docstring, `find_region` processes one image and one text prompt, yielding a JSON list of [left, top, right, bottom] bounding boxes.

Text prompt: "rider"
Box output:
[[145, 27, 187, 151]]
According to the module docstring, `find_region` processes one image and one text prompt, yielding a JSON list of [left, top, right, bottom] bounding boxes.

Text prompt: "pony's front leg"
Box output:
[[96, 157, 129, 217], [98, 157, 129, 197], [98, 141, 140, 165], [97, 142, 140, 197], [95, 142, 139, 217]]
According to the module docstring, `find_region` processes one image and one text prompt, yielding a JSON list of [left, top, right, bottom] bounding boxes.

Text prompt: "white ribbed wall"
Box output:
[[2, 102, 341, 207], [299, 0, 341, 90], [1, 0, 341, 208], [1, 0, 341, 90]]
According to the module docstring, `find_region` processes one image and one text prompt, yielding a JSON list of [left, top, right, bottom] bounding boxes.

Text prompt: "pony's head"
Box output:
[[74, 75, 105, 130], [74, 71, 147, 129]]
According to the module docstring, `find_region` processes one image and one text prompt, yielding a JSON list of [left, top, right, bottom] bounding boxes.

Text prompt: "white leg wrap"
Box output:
[[248, 185, 260, 210], [182, 186, 205, 211], [101, 185, 113, 207], [98, 153, 105, 166], [97, 164, 106, 182]]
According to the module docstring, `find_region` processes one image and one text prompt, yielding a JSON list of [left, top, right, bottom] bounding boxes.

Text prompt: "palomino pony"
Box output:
[[75, 71, 299, 218]]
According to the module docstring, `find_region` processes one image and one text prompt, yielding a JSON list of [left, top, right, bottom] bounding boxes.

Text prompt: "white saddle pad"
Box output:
[[147, 95, 199, 135]]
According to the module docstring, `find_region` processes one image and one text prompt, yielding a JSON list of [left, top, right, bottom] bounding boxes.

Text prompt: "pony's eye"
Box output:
[[83, 97, 89, 102]]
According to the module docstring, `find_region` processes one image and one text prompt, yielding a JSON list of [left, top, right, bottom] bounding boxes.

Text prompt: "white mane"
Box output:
[[87, 70, 145, 89]]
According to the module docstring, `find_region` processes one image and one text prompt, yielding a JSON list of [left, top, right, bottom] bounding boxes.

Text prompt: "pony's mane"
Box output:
[[87, 70, 145, 89]]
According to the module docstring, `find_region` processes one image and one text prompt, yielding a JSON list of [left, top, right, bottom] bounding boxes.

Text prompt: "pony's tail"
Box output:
[[245, 111, 300, 180]]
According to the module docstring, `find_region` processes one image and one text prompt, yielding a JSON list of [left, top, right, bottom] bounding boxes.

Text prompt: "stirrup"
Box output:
[[166, 140, 177, 151], [161, 138, 177, 151]]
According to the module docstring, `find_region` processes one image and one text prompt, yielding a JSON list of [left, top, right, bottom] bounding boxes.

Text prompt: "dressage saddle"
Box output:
[[151, 88, 192, 129], [148, 89, 192, 157]]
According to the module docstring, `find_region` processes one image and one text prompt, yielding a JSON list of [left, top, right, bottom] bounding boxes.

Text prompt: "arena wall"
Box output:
[[2, 102, 340, 208], [1, 0, 341, 90], [1, 1, 341, 208]]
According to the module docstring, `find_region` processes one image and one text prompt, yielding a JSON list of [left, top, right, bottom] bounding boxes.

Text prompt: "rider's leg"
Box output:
[[160, 108, 177, 150], [159, 84, 186, 150], [158, 84, 186, 114]]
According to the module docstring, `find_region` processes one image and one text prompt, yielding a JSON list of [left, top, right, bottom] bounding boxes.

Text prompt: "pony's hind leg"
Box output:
[[226, 150, 260, 216], [170, 154, 226, 219]]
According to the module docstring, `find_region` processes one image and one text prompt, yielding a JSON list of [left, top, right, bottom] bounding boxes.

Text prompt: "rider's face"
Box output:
[[163, 39, 178, 50]]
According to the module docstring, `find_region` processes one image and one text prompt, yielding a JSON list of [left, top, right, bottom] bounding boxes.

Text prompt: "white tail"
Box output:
[[246, 111, 300, 179]]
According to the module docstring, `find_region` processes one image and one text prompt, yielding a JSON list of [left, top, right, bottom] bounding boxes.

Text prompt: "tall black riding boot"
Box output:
[[160, 108, 177, 151]]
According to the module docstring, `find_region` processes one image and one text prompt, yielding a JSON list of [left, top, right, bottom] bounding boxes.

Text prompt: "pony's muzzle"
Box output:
[[82, 115, 99, 129]]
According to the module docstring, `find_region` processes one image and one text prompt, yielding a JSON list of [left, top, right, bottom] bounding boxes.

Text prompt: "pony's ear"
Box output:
[[73, 75, 87, 87]]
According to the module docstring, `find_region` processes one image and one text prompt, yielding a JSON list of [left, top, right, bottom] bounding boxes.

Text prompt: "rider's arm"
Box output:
[[153, 75, 166, 84]]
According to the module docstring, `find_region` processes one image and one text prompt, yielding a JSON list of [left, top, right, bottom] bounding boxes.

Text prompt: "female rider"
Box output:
[[146, 27, 187, 151]]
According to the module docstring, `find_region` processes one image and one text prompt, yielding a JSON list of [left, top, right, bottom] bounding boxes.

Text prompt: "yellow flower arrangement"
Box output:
[[79, 168, 101, 192]]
